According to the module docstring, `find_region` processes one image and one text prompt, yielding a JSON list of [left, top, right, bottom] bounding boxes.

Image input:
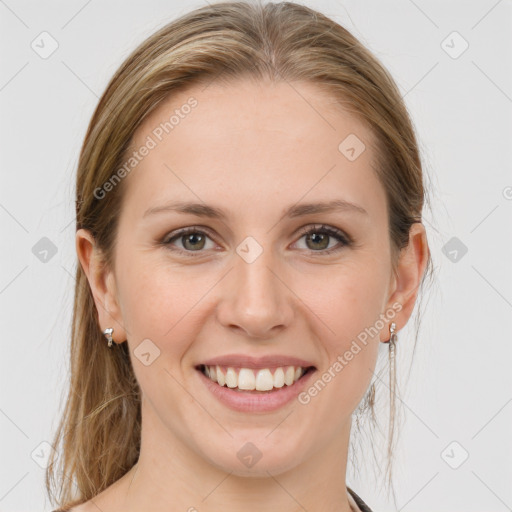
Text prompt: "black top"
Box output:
[[53, 487, 373, 512], [348, 486, 374, 511]]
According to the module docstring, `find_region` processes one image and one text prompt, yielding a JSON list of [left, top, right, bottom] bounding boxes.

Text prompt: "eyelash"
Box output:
[[161, 224, 352, 258]]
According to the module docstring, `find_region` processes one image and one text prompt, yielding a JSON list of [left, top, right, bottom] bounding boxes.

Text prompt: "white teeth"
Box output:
[[284, 366, 295, 386], [255, 369, 274, 391], [203, 365, 307, 391], [225, 367, 237, 388], [216, 365, 225, 386], [273, 367, 285, 388], [238, 368, 256, 390]]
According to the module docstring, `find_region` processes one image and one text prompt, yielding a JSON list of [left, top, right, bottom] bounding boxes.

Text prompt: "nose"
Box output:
[[216, 245, 294, 340]]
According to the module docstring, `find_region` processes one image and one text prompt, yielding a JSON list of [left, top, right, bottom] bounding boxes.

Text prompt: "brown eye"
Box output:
[[295, 225, 351, 254], [181, 232, 206, 251], [304, 232, 330, 251], [163, 227, 216, 255]]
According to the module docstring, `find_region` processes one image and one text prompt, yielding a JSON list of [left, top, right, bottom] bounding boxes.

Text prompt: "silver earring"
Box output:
[[387, 322, 397, 447], [381, 322, 397, 345], [103, 327, 114, 348], [389, 322, 397, 347], [388, 322, 397, 366]]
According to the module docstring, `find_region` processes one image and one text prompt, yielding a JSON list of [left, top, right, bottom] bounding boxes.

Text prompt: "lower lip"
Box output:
[[197, 367, 316, 413]]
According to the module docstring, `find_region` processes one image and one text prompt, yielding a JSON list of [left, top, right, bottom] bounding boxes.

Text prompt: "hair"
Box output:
[[46, 1, 434, 509]]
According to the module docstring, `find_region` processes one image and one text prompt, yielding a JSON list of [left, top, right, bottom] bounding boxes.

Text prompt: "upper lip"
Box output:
[[197, 354, 316, 370]]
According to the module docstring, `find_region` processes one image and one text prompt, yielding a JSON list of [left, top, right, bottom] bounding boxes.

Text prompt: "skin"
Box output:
[[76, 78, 429, 512]]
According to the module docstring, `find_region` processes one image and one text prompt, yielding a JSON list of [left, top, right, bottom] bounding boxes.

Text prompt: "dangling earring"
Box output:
[[381, 321, 397, 346], [387, 322, 397, 445], [103, 327, 114, 348], [388, 321, 397, 357], [385, 321, 397, 378]]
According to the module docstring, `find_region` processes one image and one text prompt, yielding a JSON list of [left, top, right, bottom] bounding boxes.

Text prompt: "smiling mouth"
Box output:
[[196, 364, 316, 393]]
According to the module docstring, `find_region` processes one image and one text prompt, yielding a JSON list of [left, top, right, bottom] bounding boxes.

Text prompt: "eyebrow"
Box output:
[[143, 199, 368, 220]]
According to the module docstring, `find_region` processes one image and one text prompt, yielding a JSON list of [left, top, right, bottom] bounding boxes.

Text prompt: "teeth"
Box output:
[[255, 369, 273, 391], [202, 365, 307, 391], [238, 368, 256, 390], [273, 367, 285, 388], [216, 365, 225, 386], [225, 368, 237, 388], [285, 366, 295, 386]]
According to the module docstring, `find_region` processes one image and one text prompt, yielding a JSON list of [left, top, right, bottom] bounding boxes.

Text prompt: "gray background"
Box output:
[[0, 0, 511, 510]]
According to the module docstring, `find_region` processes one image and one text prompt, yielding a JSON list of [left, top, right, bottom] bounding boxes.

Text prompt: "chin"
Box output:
[[200, 440, 305, 478]]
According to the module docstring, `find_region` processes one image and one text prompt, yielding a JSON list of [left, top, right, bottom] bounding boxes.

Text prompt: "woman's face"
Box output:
[[80, 78, 421, 477]]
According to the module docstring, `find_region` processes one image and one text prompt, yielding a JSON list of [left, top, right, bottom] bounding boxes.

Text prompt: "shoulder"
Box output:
[[52, 490, 117, 512], [347, 486, 375, 512], [52, 503, 90, 512]]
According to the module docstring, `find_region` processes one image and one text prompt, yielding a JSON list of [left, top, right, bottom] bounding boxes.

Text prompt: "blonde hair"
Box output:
[[46, 1, 433, 508]]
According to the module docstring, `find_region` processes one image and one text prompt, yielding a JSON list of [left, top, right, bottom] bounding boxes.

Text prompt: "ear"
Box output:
[[380, 223, 430, 341], [76, 228, 127, 345]]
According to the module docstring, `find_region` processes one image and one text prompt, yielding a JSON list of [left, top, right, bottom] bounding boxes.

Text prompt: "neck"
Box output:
[[98, 401, 355, 512]]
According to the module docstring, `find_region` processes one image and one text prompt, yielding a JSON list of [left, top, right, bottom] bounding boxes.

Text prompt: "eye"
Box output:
[[161, 224, 351, 257], [162, 226, 217, 255], [294, 224, 351, 255]]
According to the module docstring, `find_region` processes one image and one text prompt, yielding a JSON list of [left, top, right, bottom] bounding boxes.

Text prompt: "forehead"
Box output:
[[121, 78, 385, 221]]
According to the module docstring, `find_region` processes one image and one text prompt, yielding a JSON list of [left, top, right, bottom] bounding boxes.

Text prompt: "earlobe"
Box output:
[[381, 223, 429, 341], [75, 228, 127, 345]]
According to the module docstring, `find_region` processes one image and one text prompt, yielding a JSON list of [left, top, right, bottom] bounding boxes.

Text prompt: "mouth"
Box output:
[[195, 364, 316, 393]]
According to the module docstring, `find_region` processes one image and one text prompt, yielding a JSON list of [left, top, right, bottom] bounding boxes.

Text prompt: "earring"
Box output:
[[386, 322, 398, 471], [382, 321, 397, 344], [388, 321, 397, 372], [388, 321, 397, 346], [103, 327, 114, 348]]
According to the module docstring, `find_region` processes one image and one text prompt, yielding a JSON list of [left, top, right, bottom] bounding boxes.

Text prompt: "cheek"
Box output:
[[116, 261, 206, 403], [115, 255, 189, 342], [305, 259, 387, 397], [302, 283, 381, 420], [309, 257, 390, 337], [116, 256, 220, 367]]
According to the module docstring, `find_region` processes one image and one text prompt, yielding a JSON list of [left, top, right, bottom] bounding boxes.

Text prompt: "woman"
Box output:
[[47, 1, 432, 511]]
